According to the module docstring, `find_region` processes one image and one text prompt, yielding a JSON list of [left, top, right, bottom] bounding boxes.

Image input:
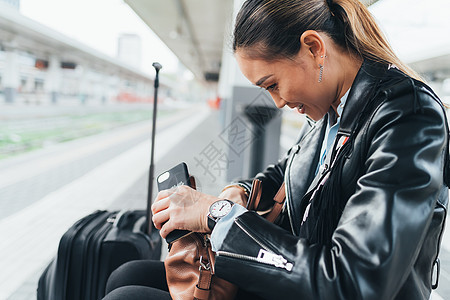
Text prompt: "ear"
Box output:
[[299, 30, 326, 65]]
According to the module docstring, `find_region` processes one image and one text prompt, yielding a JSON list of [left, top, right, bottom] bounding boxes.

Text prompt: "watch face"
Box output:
[[210, 200, 233, 218]]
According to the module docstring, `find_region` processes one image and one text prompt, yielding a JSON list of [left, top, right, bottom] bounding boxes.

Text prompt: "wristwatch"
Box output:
[[207, 199, 234, 231]]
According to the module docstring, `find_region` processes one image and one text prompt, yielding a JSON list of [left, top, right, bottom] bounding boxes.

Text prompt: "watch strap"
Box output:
[[207, 215, 216, 231]]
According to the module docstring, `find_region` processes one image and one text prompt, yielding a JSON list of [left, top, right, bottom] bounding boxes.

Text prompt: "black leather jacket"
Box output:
[[214, 60, 449, 299]]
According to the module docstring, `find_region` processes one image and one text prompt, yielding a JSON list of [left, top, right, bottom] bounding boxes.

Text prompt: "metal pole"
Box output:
[[147, 62, 162, 234]]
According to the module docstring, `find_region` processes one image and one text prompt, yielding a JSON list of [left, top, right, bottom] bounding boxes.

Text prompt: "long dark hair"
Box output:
[[233, 0, 421, 81]]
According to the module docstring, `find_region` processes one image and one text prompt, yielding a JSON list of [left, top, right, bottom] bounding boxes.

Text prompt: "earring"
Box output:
[[318, 64, 324, 83]]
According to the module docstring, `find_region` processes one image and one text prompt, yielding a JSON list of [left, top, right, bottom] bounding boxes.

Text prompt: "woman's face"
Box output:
[[235, 49, 334, 121]]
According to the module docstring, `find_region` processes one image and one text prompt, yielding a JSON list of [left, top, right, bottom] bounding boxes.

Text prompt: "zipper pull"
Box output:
[[257, 249, 293, 271]]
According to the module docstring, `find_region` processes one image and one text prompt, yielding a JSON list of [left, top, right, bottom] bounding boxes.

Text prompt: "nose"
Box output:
[[269, 92, 286, 109]]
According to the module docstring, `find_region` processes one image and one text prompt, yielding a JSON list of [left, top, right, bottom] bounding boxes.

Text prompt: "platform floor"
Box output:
[[0, 103, 449, 299]]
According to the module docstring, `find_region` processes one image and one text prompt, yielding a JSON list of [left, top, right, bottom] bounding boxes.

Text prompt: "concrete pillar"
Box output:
[[217, 0, 282, 181], [25, 74, 34, 93], [77, 66, 89, 104], [2, 50, 20, 103], [100, 75, 109, 104], [109, 75, 120, 103], [44, 55, 61, 104], [100, 74, 117, 104]]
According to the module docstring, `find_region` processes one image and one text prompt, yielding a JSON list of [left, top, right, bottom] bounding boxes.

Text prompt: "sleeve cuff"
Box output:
[[210, 204, 247, 252]]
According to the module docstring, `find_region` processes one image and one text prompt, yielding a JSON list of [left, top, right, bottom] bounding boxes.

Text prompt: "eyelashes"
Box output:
[[265, 83, 278, 91]]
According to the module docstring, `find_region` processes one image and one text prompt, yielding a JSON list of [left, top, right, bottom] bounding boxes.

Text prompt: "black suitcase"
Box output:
[[37, 210, 162, 300], [37, 63, 164, 300]]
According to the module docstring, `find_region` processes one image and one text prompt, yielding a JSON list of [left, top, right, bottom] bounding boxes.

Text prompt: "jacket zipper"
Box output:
[[216, 249, 293, 272], [285, 144, 300, 234], [216, 220, 294, 272]]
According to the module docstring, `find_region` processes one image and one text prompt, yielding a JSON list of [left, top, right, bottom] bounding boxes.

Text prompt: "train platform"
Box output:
[[0, 103, 449, 299], [0, 103, 226, 299]]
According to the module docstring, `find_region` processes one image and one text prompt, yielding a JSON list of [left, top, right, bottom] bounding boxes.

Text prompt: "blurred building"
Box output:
[[0, 5, 168, 105]]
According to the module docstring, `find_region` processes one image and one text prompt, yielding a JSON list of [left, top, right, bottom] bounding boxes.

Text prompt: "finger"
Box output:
[[154, 189, 175, 202], [152, 209, 170, 230], [159, 221, 175, 239], [151, 195, 170, 214]]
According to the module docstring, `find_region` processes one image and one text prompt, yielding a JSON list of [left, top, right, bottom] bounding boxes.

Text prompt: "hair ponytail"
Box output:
[[331, 0, 423, 81], [233, 0, 423, 81]]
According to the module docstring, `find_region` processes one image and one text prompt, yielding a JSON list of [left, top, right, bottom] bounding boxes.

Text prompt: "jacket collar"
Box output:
[[300, 60, 389, 213], [338, 59, 388, 136]]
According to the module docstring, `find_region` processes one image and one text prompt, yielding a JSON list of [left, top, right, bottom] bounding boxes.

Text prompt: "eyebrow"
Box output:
[[255, 74, 273, 86]]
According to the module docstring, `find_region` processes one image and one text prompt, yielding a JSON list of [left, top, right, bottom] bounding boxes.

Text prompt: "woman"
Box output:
[[104, 0, 449, 299]]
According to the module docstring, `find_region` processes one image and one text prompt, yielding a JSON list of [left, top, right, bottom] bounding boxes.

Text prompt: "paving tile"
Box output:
[[1, 106, 211, 299]]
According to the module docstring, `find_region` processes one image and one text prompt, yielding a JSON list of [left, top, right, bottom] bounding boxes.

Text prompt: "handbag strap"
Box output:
[[189, 175, 197, 190], [194, 234, 213, 300], [246, 179, 263, 210], [190, 176, 213, 299], [247, 179, 286, 223], [195, 268, 212, 299], [265, 182, 286, 223]]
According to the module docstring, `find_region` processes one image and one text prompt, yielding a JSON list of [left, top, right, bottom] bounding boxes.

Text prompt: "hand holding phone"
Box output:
[[156, 162, 192, 244]]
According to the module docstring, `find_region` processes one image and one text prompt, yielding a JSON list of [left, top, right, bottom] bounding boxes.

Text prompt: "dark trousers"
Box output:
[[103, 260, 171, 300], [103, 260, 264, 300]]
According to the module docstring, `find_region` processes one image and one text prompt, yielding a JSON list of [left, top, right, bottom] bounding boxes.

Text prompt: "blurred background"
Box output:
[[0, 0, 449, 299]]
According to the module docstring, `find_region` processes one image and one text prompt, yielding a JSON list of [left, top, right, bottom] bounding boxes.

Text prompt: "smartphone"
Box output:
[[157, 162, 192, 244]]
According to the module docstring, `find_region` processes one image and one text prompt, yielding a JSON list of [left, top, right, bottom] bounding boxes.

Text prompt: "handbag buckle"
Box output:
[[199, 256, 210, 271]]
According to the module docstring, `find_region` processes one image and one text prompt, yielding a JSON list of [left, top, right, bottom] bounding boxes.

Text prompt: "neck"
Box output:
[[334, 52, 363, 104]]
